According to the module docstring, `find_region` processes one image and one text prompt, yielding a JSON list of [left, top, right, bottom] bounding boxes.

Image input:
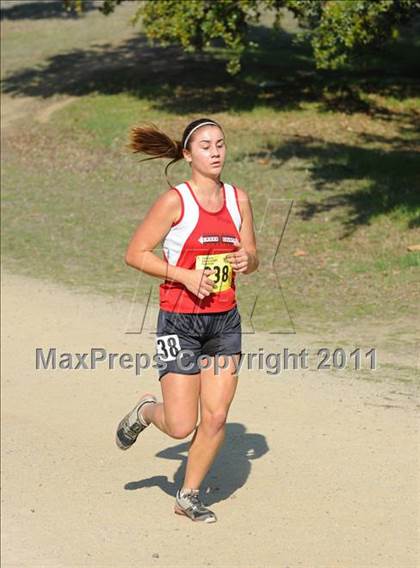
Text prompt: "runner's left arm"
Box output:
[[227, 188, 259, 275]]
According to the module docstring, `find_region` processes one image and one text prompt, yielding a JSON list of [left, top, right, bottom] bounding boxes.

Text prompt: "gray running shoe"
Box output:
[[174, 488, 217, 523], [115, 394, 157, 450]]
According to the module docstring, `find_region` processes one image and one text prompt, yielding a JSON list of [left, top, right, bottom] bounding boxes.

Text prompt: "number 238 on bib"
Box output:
[[195, 252, 233, 293]]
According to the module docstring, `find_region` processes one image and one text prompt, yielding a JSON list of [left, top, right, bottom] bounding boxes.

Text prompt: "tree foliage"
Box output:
[[287, 0, 420, 69], [63, 0, 420, 74]]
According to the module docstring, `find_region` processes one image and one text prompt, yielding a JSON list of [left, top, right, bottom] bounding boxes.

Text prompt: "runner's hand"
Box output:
[[226, 238, 249, 273], [183, 268, 217, 299]]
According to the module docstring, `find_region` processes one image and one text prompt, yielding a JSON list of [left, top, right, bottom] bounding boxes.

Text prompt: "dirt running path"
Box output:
[[1, 93, 78, 130], [1, 269, 419, 567]]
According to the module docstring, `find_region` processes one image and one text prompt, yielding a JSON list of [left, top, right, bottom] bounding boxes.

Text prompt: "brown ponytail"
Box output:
[[126, 122, 183, 186]]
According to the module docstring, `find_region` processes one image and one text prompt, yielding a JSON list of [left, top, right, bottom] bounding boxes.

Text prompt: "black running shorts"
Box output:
[[155, 305, 242, 380]]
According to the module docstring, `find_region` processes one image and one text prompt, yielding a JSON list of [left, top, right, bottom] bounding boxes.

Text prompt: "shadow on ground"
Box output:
[[0, 0, 96, 20], [124, 423, 269, 506], [2, 17, 419, 115], [248, 134, 420, 233]]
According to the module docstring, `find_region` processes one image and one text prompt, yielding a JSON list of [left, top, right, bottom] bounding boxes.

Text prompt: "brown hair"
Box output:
[[126, 118, 224, 186]]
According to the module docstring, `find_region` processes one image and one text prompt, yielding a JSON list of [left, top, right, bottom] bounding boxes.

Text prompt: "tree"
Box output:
[[63, 0, 420, 74]]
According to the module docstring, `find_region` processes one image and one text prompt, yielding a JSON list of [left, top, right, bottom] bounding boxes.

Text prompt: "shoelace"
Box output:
[[184, 491, 206, 511], [124, 417, 143, 439]]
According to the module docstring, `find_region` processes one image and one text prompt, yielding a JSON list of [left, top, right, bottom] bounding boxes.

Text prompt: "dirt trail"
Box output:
[[1, 93, 77, 130], [1, 269, 419, 567]]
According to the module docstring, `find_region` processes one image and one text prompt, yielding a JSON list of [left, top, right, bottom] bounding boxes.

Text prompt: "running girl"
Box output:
[[116, 118, 259, 522]]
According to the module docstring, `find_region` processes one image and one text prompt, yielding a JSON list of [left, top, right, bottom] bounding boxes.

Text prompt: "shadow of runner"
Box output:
[[124, 423, 269, 506]]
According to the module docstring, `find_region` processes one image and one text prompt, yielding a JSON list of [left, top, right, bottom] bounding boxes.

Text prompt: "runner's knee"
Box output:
[[167, 421, 197, 439], [201, 410, 228, 434]]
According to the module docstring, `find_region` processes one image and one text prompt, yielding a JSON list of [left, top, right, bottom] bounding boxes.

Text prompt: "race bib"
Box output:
[[156, 334, 181, 361], [195, 252, 233, 293]]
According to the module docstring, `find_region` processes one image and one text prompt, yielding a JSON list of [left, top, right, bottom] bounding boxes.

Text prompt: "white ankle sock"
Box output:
[[180, 487, 199, 497], [137, 402, 152, 427]]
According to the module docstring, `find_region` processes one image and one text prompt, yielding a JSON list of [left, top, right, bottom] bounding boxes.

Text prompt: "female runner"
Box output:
[[116, 117, 259, 523]]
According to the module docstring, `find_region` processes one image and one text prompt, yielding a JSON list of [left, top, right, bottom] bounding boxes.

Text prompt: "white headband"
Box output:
[[183, 121, 220, 149]]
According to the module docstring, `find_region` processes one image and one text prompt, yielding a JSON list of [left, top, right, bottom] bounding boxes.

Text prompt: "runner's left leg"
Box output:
[[182, 354, 240, 489]]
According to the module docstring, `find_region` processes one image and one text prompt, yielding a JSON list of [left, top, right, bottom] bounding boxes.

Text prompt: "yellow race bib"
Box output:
[[195, 252, 233, 293]]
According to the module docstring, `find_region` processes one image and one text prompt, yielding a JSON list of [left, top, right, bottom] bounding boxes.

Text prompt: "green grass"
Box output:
[[1, 2, 419, 335]]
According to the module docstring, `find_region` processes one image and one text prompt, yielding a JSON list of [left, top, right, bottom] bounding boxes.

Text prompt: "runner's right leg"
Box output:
[[141, 372, 200, 438]]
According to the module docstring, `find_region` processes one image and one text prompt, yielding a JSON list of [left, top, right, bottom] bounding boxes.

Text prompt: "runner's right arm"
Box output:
[[125, 190, 216, 299]]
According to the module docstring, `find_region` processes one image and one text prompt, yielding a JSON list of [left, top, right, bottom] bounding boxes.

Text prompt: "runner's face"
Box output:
[[184, 126, 226, 176]]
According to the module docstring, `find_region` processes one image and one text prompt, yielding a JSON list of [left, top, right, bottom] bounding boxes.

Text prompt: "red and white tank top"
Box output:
[[159, 180, 242, 313]]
